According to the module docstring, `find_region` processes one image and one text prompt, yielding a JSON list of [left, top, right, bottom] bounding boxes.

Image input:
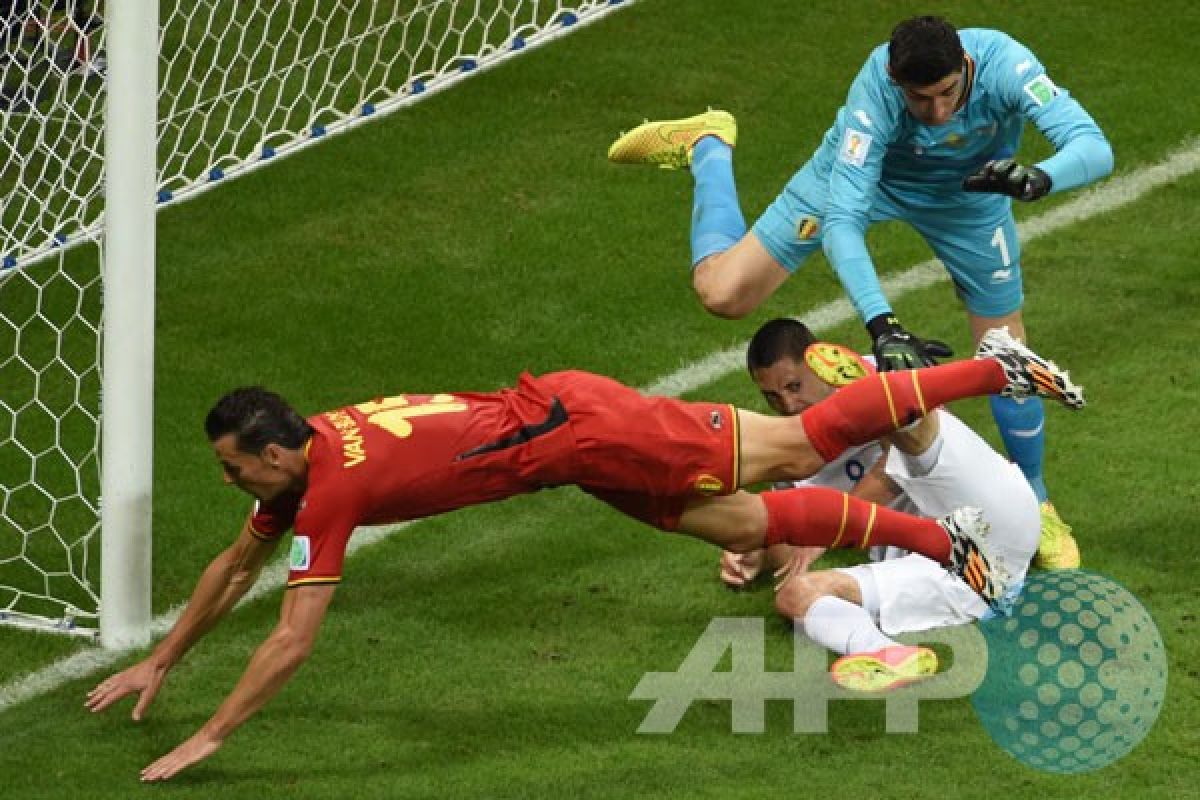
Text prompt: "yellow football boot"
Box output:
[[1034, 501, 1081, 570], [607, 109, 737, 170]]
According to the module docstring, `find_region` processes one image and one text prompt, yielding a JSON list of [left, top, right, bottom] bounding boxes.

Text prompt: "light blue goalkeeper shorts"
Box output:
[[751, 162, 1024, 318]]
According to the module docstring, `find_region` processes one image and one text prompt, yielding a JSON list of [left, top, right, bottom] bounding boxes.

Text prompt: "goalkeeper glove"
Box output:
[[962, 159, 1052, 201], [866, 314, 954, 371]]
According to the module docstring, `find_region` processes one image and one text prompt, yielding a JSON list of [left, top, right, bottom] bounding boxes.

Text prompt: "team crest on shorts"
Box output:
[[694, 474, 724, 495], [796, 216, 820, 241], [709, 410, 723, 430]]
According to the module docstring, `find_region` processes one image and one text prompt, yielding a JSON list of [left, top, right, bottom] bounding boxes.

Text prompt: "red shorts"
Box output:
[[518, 371, 740, 530]]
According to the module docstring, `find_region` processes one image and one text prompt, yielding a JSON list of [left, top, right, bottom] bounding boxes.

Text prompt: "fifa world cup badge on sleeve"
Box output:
[[289, 535, 311, 571], [1023, 75, 1058, 106], [839, 129, 872, 167]]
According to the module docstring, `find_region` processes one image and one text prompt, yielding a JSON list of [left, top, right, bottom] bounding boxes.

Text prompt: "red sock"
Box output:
[[762, 486, 950, 564], [799, 360, 1006, 462]]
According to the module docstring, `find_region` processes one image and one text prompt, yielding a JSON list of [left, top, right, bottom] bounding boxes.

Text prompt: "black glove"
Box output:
[[866, 314, 954, 371], [962, 158, 1052, 201]]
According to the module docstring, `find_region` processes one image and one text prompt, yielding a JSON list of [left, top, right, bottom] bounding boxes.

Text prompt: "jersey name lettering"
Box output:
[[325, 409, 368, 468]]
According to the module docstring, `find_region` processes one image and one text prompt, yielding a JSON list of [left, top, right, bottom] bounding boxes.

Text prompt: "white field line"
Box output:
[[2, 138, 1197, 714]]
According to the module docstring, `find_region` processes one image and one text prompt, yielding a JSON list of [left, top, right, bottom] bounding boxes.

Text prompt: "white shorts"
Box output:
[[883, 410, 1040, 581], [837, 410, 1040, 635], [838, 554, 987, 635]]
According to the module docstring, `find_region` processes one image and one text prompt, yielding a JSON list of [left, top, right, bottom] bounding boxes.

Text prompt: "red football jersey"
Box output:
[[248, 371, 738, 587], [252, 378, 570, 587]]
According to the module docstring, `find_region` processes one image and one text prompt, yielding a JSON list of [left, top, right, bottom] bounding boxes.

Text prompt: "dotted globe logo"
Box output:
[[972, 570, 1167, 773]]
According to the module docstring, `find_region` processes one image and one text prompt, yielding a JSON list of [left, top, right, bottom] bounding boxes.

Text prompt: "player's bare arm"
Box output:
[[852, 452, 902, 507], [84, 515, 279, 719], [140, 582, 336, 782]]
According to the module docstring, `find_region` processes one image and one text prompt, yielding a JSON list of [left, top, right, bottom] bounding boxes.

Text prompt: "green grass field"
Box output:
[[1, 0, 1198, 796]]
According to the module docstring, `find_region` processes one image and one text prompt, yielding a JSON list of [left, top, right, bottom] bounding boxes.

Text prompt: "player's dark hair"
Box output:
[[888, 16, 964, 87], [205, 387, 313, 453], [747, 318, 818, 372]]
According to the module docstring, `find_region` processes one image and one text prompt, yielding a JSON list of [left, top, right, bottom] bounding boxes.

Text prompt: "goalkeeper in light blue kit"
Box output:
[[608, 15, 1113, 569]]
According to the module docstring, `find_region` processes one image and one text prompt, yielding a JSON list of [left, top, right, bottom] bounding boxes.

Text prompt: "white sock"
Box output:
[[802, 595, 897, 655]]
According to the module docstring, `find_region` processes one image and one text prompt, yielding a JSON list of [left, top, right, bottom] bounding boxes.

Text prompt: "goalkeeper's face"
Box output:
[[212, 434, 299, 503], [896, 67, 965, 126]]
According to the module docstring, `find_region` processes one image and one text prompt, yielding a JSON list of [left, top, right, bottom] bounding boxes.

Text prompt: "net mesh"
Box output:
[[0, 244, 102, 632]]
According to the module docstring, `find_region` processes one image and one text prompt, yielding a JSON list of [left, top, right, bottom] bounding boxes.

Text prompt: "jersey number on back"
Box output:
[[355, 394, 468, 438]]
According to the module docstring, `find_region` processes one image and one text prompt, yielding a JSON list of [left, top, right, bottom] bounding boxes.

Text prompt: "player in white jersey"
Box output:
[[721, 318, 1039, 691], [780, 406, 1039, 692], [720, 319, 888, 588], [609, 15, 1109, 569]]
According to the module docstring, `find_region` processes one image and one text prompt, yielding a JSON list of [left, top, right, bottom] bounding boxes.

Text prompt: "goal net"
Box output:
[[0, 0, 631, 641]]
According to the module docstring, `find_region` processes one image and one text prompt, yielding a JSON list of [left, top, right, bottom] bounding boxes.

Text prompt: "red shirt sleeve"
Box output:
[[285, 500, 359, 588], [248, 496, 299, 541]]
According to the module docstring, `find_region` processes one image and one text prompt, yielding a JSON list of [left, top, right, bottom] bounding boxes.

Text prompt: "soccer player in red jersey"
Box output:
[[86, 328, 1082, 781]]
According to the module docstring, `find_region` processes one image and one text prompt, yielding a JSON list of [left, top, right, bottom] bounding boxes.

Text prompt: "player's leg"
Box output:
[[777, 569, 884, 652], [694, 161, 833, 317], [692, 233, 791, 319], [883, 411, 1041, 589], [556, 371, 1022, 607], [675, 488, 1006, 610], [944, 208, 1049, 505], [969, 310, 1069, 542], [672, 490, 767, 553], [608, 110, 762, 316], [777, 566, 936, 692], [677, 490, 944, 562], [831, 553, 1001, 689], [916, 204, 1081, 568], [735, 341, 1081, 489], [569, 392, 1008, 609], [607, 112, 747, 276], [693, 163, 831, 317], [775, 565, 864, 620], [969, 313, 1080, 569], [968, 310, 1052, 501], [608, 111, 821, 318]]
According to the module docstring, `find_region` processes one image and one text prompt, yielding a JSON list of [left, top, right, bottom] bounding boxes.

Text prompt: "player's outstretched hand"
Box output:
[[85, 657, 168, 720], [963, 158, 1051, 201], [141, 730, 223, 782], [867, 315, 953, 371]]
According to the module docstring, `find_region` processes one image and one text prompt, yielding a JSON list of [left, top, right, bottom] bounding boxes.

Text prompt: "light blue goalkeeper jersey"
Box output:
[[817, 28, 1113, 321]]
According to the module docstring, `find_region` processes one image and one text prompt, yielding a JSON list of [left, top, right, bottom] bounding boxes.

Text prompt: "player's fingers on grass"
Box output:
[[719, 551, 746, 587], [84, 681, 124, 712], [132, 685, 159, 720]]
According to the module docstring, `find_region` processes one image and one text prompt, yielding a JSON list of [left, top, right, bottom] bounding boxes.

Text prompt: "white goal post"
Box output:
[[0, 0, 634, 647]]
